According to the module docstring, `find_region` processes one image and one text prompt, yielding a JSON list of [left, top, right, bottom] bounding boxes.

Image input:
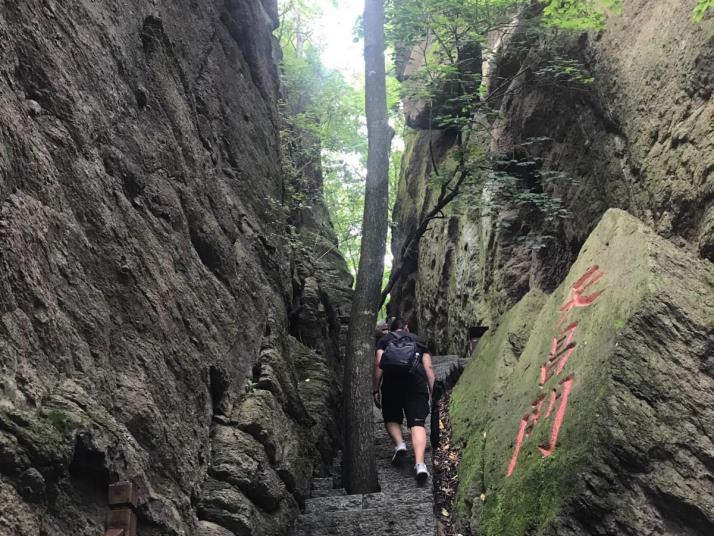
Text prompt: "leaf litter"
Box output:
[[433, 392, 471, 536]]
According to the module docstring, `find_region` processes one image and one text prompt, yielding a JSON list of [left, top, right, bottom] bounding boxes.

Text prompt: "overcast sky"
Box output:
[[316, 0, 364, 81]]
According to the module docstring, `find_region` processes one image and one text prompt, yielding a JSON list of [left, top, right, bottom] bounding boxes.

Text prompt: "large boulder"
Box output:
[[208, 425, 287, 512], [451, 209, 714, 535], [198, 478, 297, 536], [233, 390, 312, 502]]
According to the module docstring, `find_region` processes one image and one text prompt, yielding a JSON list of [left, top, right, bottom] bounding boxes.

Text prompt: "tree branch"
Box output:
[[379, 132, 474, 307]]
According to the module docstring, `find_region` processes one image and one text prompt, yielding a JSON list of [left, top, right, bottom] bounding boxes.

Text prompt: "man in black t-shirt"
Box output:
[[373, 318, 435, 482]]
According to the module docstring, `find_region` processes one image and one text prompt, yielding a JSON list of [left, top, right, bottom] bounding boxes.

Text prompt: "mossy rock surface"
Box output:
[[0, 408, 72, 477], [233, 389, 312, 502], [451, 209, 714, 535]]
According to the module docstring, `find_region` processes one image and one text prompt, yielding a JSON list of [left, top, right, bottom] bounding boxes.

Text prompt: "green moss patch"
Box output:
[[451, 288, 547, 520], [0, 407, 76, 474]]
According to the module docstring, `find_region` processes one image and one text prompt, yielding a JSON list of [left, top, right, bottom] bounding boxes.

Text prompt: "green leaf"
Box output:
[[693, 0, 714, 22]]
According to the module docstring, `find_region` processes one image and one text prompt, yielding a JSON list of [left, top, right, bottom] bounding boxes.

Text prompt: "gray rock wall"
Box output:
[[390, 1, 713, 355], [0, 1, 351, 535]]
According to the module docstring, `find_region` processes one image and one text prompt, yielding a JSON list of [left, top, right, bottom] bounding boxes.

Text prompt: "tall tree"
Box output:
[[342, 0, 393, 494]]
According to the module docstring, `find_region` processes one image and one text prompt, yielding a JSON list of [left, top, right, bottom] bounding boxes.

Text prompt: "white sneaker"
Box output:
[[391, 442, 407, 466], [415, 463, 429, 483]]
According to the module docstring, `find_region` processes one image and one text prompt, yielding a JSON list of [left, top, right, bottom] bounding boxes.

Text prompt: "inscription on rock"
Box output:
[[507, 266, 605, 476]]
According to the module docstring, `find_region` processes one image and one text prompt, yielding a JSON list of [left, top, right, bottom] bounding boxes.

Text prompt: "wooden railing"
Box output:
[[105, 481, 137, 536]]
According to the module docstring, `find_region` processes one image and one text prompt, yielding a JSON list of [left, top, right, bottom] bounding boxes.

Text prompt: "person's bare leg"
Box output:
[[386, 422, 407, 465], [385, 422, 405, 446], [411, 426, 427, 464]]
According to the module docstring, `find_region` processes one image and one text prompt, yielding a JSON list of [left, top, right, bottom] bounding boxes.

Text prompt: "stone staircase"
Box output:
[[292, 409, 436, 536], [292, 356, 466, 536]]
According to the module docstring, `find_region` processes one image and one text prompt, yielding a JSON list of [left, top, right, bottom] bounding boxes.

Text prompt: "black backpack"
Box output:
[[380, 332, 424, 376]]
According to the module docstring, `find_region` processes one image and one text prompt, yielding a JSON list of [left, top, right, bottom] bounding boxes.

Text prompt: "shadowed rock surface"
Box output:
[[0, 1, 351, 534]]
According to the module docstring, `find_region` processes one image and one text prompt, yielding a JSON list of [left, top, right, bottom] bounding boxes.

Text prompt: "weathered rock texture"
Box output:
[[0, 1, 351, 535], [450, 209, 714, 535], [390, 5, 714, 531], [390, 1, 713, 355]]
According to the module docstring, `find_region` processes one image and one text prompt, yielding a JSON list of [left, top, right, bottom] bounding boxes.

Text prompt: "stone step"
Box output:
[[304, 487, 432, 515], [312, 477, 337, 491], [292, 417, 437, 536], [293, 503, 436, 536], [304, 493, 363, 514], [310, 488, 347, 498], [379, 478, 432, 495], [362, 489, 432, 509], [379, 471, 433, 495]]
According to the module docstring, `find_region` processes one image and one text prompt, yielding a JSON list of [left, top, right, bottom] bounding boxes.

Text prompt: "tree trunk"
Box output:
[[342, 0, 392, 494]]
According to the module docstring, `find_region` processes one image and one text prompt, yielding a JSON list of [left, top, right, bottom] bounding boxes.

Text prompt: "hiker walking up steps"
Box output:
[[373, 317, 435, 483]]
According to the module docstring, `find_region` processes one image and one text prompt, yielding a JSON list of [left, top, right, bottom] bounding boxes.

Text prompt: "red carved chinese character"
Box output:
[[538, 375, 575, 457], [506, 394, 546, 476], [507, 417, 529, 477], [558, 265, 605, 325], [544, 389, 557, 418], [507, 376, 576, 475], [540, 322, 578, 385], [507, 265, 604, 476]]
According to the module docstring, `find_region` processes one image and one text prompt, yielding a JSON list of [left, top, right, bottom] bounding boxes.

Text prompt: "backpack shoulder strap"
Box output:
[[413, 335, 428, 350], [391, 332, 414, 343], [384, 332, 399, 344], [380, 332, 399, 349]]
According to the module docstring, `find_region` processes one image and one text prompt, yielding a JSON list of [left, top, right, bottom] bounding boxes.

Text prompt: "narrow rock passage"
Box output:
[[292, 356, 466, 536]]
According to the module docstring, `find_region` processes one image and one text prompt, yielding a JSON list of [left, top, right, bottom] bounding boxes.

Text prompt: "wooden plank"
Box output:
[[108, 481, 138, 509], [106, 509, 137, 536]]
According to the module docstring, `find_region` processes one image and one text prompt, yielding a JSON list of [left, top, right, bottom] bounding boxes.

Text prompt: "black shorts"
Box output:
[[381, 374, 430, 428]]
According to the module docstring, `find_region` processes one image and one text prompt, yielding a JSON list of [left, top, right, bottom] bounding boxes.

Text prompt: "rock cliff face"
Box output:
[[390, 2, 714, 533], [450, 209, 714, 535], [0, 1, 351, 535], [390, 0, 713, 355]]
